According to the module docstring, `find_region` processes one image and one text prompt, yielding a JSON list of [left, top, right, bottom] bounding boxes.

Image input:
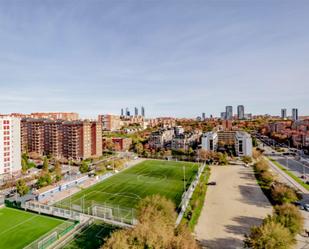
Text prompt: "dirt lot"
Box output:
[[195, 165, 272, 249]]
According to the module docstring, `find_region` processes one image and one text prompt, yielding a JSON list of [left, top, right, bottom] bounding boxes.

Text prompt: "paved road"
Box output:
[[265, 157, 309, 249], [195, 165, 272, 249]]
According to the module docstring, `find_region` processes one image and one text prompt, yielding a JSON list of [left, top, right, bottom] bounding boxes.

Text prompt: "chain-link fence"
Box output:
[[24, 221, 78, 249]]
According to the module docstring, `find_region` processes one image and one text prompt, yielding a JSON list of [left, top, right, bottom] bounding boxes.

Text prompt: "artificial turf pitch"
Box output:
[[0, 207, 65, 249], [57, 160, 199, 213]]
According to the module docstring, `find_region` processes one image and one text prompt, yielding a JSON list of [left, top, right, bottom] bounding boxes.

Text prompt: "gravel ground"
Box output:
[[195, 165, 272, 249]]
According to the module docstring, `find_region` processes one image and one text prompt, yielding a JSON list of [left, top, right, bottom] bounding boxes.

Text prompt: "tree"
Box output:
[[244, 219, 295, 249], [54, 161, 62, 182], [103, 195, 200, 249], [271, 183, 299, 204], [16, 179, 29, 196], [134, 143, 144, 155], [218, 152, 228, 165], [37, 173, 52, 188], [273, 204, 304, 235], [42, 157, 49, 172], [79, 161, 89, 173], [21, 158, 28, 174]]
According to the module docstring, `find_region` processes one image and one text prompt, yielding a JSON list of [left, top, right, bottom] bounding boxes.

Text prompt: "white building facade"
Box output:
[[0, 116, 21, 175], [201, 132, 218, 151], [235, 131, 252, 157]]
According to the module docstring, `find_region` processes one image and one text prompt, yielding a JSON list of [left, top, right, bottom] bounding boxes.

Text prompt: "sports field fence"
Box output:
[[23, 221, 78, 249]]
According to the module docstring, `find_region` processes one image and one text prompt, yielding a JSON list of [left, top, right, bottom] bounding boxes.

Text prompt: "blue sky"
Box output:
[[0, 1, 308, 118]]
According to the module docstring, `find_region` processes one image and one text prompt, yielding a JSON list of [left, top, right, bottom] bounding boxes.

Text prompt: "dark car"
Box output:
[[207, 181, 217, 186]]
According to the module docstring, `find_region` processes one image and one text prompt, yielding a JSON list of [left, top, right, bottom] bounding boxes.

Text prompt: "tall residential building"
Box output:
[[225, 106, 233, 120], [26, 119, 45, 156], [237, 105, 245, 120], [220, 112, 226, 120], [121, 108, 124, 116], [281, 108, 287, 120], [62, 121, 91, 160], [44, 120, 63, 159], [141, 106, 145, 117], [21, 118, 102, 160], [91, 121, 102, 157], [292, 108, 298, 121], [202, 113, 206, 120], [98, 114, 121, 131], [134, 107, 138, 116], [0, 116, 21, 175]]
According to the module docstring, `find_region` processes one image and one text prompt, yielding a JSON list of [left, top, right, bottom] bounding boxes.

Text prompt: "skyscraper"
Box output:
[[125, 107, 130, 116], [237, 105, 245, 120], [202, 113, 206, 120], [220, 112, 226, 120], [141, 106, 145, 117], [281, 108, 287, 119], [225, 106, 233, 120], [292, 108, 298, 121], [121, 108, 124, 116], [134, 107, 138, 116]]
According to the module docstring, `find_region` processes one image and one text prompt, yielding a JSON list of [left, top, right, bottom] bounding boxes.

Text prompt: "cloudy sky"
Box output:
[[0, 0, 308, 118]]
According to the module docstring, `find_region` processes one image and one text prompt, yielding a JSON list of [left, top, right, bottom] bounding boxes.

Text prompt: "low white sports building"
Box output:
[[201, 130, 252, 157]]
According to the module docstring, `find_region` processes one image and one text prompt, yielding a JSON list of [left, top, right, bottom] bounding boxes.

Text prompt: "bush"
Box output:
[[255, 159, 269, 173], [260, 171, 274, 186], [273, 204, 304, 235], [271, 183, 299, 204], [244, 219, 295, 249]]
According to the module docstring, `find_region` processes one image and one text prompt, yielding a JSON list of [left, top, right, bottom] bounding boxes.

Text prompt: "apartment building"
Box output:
[[91, 121, 102, 157], [0, 116, 21, 175], [103, 137, 132, 151], [171, 132, 201, 150], [22, 118, 102, 160], [44, 120, 63, 159], [62, 121, 92, 160], [30, 112, 79, 121], [98, 114, 122, 131], [148, 128, 175, 149], [24, 119, 45, 156]]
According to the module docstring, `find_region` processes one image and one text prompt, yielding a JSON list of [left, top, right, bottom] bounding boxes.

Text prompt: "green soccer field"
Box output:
[[57, 160, 199, 215], [0, 207, 65, 249]]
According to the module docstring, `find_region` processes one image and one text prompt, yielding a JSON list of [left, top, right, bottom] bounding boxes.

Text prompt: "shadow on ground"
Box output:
[[198, 237, 243, 249]]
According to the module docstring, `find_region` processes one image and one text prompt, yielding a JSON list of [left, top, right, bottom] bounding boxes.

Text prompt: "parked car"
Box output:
[[303, 203, 309, 212]]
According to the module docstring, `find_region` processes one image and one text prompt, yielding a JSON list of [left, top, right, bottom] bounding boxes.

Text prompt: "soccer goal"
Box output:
[[92, 205, 113, 219]]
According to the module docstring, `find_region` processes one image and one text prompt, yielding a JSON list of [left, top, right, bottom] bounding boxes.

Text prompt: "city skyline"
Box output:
[[0, 1, 309, 117]]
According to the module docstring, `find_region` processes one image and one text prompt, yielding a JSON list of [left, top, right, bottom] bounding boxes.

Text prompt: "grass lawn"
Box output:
[[63, 221, 117, 249], [57, 160, 199, 215], [0, 207, 65, 249]]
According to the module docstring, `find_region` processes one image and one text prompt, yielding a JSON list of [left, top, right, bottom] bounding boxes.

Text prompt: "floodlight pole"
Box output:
[[183, 165, 186, 193]]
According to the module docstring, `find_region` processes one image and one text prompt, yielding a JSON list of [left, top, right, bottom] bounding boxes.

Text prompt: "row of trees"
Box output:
[[103, 195, 200, 249], [245, 158, 304, 248]]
